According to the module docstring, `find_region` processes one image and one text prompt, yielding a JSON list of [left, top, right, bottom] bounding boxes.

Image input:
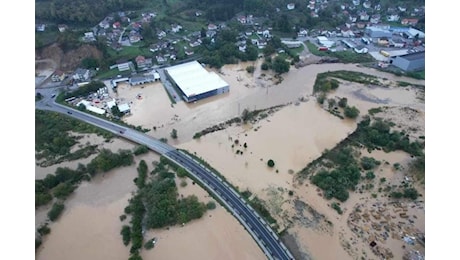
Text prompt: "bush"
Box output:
[[246, 65, 255, 73], [48, 202, 65, 221], [121, 225, 131, 246], [267, 159, 275, 167], [170, 129, 178, 139], [365, 171, 376, 180], [206, 201, 217, 210], [361, 157, 380, 170], [344, 106, 360, 118], [317, 93, 326, 104], [331, 202, 343, 214], [180, 180, 187, 187], [338, 97, 348, 108], [133, 145, 149, 155]]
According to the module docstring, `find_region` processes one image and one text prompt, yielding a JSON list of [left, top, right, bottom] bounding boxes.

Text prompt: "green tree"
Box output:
[[338, 97, 348, 108], [246, 65, 255, 73], [111, 105, 123, 117], [344, 106, 360, 119], [121, 225, 131, 246], [48, 202, 65, 221], [170, 129, 178, 139], [272, 56, 290, 74], [267, 159, 275, 167]]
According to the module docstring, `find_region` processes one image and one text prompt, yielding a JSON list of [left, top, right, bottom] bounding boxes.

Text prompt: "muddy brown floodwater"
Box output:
[[36, 61, 424, 260]]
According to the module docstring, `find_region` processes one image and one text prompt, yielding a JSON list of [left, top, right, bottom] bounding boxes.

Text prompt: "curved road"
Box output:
[[35, 97, 294, 260]]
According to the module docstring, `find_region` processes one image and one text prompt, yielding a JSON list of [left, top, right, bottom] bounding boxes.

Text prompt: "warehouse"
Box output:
[[165, 61, 229, 102], [365, 26, 392, 38], [390, 51, 425, 71]]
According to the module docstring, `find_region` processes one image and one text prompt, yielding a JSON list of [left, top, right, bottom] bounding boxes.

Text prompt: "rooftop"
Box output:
[[165, 61, 229, 98]]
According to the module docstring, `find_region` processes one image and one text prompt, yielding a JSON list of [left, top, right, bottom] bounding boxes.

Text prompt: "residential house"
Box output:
[[36, 24, 46, 32], [83, 32, 96, 42], [340, 26, 355, 37], [129, 30, 142, 43], [58, 24, 68, 33], [206, 30, 216, 38], [189, 39, 202, 47], [257, 39, 267, 49], [363, 1, 371, 9], [262, 29, 271, 38], [370, 14, 381, 24], [52, 70, 66, 82], [73, 68, 90, 81], [374, 4, 381, 11], [195, 11, 202, 16], [171, 24, 182, 33], [401, 18, 419, 26], [132, 22, 142, 31], [157, 30, 166, 38], [349, 15, 358, 23], [208, 24, 218, 30], [135, 56, 153, 69], [387, 14, 400, 22], [237, 15, 247, 24], [156, 55, 166, 64], [245, 30, 253, 36], [238, 43, 247, 52], [356, 22, 367, 29], [110, 61, 134, 72], [99, 20, 110, 29], [297, 29, 308, 37], [129, 75, 156, 86], [113, 22, 121, 29], [185, 50, 194, 56], [359, 12, 370, 21], [287, 3, 295, 10], [352, 0, 360, 6], [398, 6, 407, 12]]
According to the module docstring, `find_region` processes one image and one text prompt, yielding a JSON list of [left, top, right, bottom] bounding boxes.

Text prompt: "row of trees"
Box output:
[[35, 110, 112, 165], [123, 158, 209, 259]]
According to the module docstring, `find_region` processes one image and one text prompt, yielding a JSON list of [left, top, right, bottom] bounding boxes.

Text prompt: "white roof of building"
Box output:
[[165, 61, 229, 98], [76, 100, 91, 107], [317, 36, 328, 41], [406, 27, 425, 38], [107, 99, 116, 109], [86, 106, 106, 115], [118, 103, 130, 113]]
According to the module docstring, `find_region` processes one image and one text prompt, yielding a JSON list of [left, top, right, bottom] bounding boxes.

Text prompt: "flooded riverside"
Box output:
[[36, 61, 424, 260]]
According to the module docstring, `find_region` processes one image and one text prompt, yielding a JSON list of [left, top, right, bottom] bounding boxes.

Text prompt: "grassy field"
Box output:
[[306, 41, 374, 63]]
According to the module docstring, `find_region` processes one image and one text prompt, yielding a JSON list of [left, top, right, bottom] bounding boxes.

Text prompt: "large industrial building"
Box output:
[[165, 61, 229, 102], [391, 51, 425, 72]]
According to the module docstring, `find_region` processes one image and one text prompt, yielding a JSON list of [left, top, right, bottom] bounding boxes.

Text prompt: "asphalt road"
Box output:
[[35, 95, 294, 260]]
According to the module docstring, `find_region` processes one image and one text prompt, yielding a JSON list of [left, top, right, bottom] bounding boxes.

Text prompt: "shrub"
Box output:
[[48, 202, 65, 221], [246, 65, 255, 73], [133, 145, 149, 155], [267, 159, 275, 167], [338, 97, 348, 108], [331, 202, 343, 214], [206, 201, 217, 210], [344, 106, 360, 119], [121, 225, 131, 246]]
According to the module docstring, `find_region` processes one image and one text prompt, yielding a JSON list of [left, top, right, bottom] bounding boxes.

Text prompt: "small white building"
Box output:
[[287, 3, 295, 10], [118, 103, 131, 114], [317, 36, 335, 48]]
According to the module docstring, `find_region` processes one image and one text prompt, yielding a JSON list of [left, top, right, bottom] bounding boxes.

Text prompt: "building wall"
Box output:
[[185, 85, 229, 102], [392, 56, 425, 71]]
